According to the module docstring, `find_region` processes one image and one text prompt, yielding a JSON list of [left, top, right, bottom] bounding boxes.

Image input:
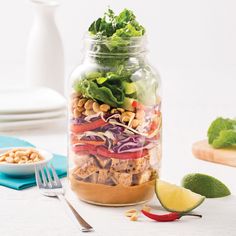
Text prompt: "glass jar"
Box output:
[[68, 35, 162, 206]]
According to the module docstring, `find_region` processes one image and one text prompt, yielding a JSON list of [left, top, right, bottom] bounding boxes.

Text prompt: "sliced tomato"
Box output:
[[72, 144, 148, 160], [71, 119, 107, 133], [72, 144, 97, 155]]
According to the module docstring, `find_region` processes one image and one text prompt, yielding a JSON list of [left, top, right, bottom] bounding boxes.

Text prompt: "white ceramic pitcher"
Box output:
[[26, 0, 64, 95]]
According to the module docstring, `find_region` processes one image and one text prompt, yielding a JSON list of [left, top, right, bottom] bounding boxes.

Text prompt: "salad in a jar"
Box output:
[[69, 8, 162, 205]]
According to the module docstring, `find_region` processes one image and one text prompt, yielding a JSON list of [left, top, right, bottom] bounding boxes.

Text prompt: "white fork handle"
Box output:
[[57, 194, 94, 232]]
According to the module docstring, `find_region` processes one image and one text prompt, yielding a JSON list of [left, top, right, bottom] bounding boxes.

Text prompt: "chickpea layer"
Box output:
[[72, 96, 145, 129]]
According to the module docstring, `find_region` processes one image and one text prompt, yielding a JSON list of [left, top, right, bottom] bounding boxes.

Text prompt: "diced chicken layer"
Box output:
[[110, 155, 150, 174], [72, 153, 153, 186]]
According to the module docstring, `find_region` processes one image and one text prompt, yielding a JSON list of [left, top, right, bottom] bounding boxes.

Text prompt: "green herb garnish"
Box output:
[[89, 8, 145, 38], [207, 117, 236, 148]]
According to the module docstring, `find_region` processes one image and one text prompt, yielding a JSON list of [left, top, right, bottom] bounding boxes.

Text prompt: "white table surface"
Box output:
[[0, 65, 236, 235]]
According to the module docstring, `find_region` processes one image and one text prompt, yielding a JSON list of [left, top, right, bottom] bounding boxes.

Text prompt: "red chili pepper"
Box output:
[[141, 210, 202, 222], [71, 119, 107, 133]]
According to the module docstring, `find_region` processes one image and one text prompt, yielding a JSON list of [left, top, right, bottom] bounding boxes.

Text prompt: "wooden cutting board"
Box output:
[[192, 140, 236, 168]]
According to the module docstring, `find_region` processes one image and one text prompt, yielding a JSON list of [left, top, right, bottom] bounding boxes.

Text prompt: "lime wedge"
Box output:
[[182, 173, 231, 198], [155, 180, 205, 213]]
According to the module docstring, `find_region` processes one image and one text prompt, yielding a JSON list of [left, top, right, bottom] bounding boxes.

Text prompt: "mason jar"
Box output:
[[68, 35, 162, 206]]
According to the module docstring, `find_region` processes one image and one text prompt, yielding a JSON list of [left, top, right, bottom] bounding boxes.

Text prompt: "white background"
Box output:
[[1, 0, 235, 188]]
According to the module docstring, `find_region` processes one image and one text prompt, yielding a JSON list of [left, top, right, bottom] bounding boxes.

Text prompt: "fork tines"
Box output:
[[35, 164, 62, 189]]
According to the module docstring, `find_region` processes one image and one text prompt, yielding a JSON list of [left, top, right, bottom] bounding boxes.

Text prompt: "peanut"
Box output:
[[100, 104, 110, 112], [77, 98, 87, 107], [14, 157, 20, 163], [30, 153, 38, 160], [33, 158, 40, 162], [121, 112, 135, 123], [73, 109, 81, 118], [84, 99, 94, 110], [92, 102, 100, 113], [9, 152, 15, 158], [117, 108, 125, 113], [20, 156, 28, 162], [15, 151, 28, 157], [125, 209, 138, 217], [0, 155, 6, 162], [5, 156, 14, 163], [77, 107, 84, 112], [83, 110, 96, 116], [131, 119, 140, 129], [130, 214, 138, 221], [111, 108, 118, 114]]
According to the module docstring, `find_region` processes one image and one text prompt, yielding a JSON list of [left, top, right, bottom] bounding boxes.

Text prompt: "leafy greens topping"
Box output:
[[207, 117, 236, 148], [89, 8, 145, 38], [73, 8, 157, 108]]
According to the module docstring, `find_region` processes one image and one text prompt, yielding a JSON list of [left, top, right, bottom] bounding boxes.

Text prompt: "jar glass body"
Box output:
[[68, 37, 162, 206]]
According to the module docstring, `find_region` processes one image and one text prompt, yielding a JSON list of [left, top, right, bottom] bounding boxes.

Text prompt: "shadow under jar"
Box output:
[[68, 35, 162, 206]]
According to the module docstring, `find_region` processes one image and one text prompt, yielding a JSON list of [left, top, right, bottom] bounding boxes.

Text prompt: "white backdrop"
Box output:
[[1, 0, 236, 66], [0, 0, 236, 189]]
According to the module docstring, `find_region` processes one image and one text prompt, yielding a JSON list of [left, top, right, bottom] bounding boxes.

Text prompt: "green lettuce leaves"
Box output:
[[207, 117, 236, 148], [74, 72, 125, 107], [89, 8, 145, 38]]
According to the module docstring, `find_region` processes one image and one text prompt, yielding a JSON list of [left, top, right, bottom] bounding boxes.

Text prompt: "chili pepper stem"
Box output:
[[180, 213, 202, 218]]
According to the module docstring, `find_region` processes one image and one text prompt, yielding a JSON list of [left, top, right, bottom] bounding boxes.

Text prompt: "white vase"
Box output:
[[26, 0, 65, 95]]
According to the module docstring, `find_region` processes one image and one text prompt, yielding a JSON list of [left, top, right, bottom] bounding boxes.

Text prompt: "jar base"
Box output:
[[79, 198, 151, 207], [70, 174, 155, 206]]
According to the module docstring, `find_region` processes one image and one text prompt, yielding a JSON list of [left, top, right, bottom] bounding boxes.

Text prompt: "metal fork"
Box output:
[[35, 164, 94, 233]]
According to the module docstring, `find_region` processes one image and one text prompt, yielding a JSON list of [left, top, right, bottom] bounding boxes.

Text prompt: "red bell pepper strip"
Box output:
[[72, 144, 148, 160], [141, 210, 202, 222], [132, 100, 144, 110], [71, 119, 107, 133]]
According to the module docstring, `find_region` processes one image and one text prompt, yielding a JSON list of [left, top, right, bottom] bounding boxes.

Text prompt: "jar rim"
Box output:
[[83, 33, 147, 57], [84, 33, 147, 43]]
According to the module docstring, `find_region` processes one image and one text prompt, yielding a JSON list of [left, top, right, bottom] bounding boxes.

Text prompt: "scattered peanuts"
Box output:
[[130, 214, 138, 221], [0, 148, 44, 164], [125, 209, 138, 217], [125, 209, 139, 221]]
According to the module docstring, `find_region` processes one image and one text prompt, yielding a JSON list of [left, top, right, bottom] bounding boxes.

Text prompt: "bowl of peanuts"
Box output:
[[0, 147, 53, 177]]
